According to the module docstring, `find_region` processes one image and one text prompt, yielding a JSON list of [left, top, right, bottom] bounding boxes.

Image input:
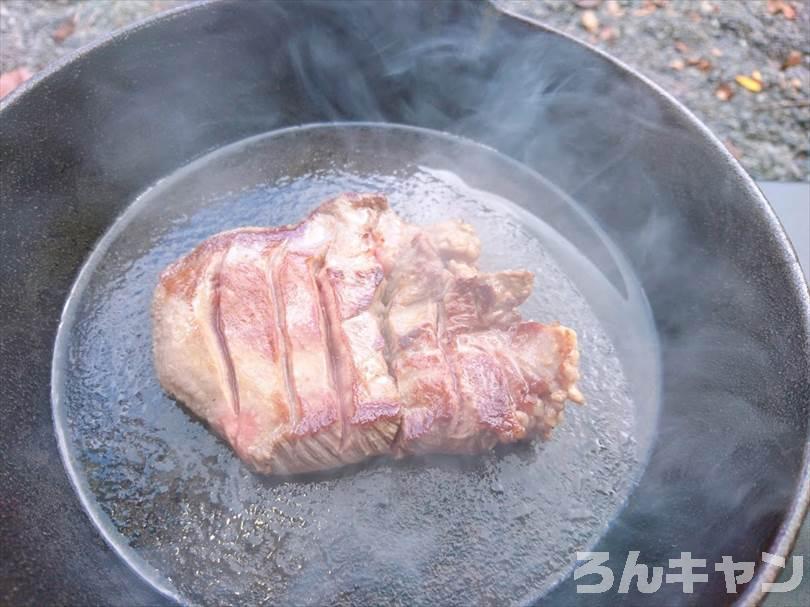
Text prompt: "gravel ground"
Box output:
[[1, 0, 808, 180], [502, 0, 810, 181]]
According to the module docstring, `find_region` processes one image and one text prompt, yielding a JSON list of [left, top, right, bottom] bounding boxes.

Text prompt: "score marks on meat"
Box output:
[[152, 193, 582, 474]]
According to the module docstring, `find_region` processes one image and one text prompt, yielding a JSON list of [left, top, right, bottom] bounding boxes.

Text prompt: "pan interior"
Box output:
[[52, 123, 660, 606]]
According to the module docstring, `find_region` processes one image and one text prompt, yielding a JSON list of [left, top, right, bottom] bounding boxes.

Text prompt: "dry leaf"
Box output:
[[52, 16, 76, 43], [581, 10, 600, 33], [715, 83, 734, 101], [599, 26, 619, 43], [767, 0, 797, 19], [670, 58, 685, 71], [710, 47, 723, 57], [605, 0, 624, 17], [736, 75, 763, 93], [674, 41, 690, 54], [782, 50, 802, 70], [686, 57, 712, 71], [0, 67, 32, 99], [790, 77, 802, 89], [574, 0, 602, 8]]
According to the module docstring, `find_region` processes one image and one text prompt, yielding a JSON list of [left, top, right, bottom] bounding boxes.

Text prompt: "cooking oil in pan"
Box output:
[[52, 123, 661, 606]]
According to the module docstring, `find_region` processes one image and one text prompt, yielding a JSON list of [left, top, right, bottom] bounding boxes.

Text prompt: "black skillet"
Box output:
[[1, 1, 807, 606]]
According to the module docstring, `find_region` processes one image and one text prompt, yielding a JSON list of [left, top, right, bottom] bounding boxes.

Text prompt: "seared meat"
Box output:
[[153, 193, 582, 474]]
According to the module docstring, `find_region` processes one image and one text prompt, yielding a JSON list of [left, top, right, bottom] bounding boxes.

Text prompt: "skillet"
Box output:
[[1, 1, 807, 605]]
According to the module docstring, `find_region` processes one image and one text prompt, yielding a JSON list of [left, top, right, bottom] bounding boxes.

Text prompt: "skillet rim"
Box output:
[[1, 0, 807, 605]]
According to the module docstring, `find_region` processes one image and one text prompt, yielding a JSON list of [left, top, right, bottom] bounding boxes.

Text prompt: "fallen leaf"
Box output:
[[574, 0, 602, 8], [674, 41, 690, 54], [52, 15, 76, 43], [581, 10, 600, 33], [715, 83, 734, 101], [710, 47, 723, 57], [724, 140, 742, 160], [670, 58, 685, 71], [0, 67, 32, 98], [782, 50, 802, 70], [686, 57, 712, 71], [605, 0, 624, 17], [766, 0, 797, 19], [599, 26, 619, 43], [736, 75, 763, 92], [751, 69, 763, 83], [790, 77, 802, 89]]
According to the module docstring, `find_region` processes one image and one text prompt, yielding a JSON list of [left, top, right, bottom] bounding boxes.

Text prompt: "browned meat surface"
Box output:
[[152, 193, 583, 474]]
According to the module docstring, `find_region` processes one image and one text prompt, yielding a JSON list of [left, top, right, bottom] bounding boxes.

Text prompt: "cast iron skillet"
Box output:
[[0, 1, 807, 605]]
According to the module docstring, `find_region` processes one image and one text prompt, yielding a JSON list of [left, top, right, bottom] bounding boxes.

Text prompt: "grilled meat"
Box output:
[[152, 193, 582, 474]]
